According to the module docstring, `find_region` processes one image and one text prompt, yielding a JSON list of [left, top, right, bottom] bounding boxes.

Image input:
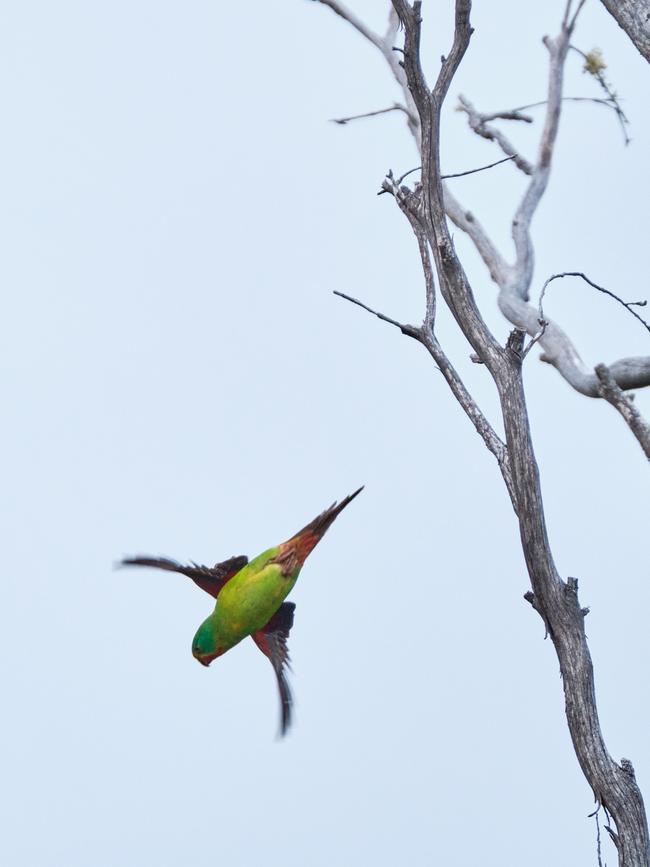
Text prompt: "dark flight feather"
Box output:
[[119, 554, 248, 598], [252, 602, 296, 736]]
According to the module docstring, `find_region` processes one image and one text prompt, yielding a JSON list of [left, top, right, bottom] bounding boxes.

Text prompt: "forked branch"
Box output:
[[313, 0, 650, 431], [391, 4, 650, 864], [312, 1, 650, 862]]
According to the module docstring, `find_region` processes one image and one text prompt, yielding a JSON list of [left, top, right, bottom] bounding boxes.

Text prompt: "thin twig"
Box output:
[[596, 808, 606, 867], [570, 45, 630, 145], [565, 0, 588, 32], [332, 291, 417, 336], [476, 109, 533, 124], [588, 801, 608, 867], [569, 0, 588, 34], [457, 95, 533, 175], [442, 155, 516, 179], [330, 103, 409, 125], [333, 287, 516, 504], [571, 0, 588, 30], [538, 272, 650, 336], [506, 96, 629, 145], [387, 155, 517, 190], [314, 0, 421, 143], [396, 166, 421, 185], [522, 319, 548, 360], [514, 96, 615, 112], [418, 330, 517, 507]]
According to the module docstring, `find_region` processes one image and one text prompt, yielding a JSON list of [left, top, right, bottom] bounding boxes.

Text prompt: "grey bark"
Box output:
[[394, 0, 650, 858], [599, 0, 650, 63], [500, 343, 650, 867], [311, 0, 650, 863], [595, 364, 650, 458], [313, 0, 650, 454]]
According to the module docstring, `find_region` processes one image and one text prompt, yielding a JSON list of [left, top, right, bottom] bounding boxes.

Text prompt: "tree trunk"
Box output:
[[497, 335, 650, 866]]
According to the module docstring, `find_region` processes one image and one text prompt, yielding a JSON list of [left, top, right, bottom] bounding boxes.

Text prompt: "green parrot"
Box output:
[[121, 487, 362, 735]]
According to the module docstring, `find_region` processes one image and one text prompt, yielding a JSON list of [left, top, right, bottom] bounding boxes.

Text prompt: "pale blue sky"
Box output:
[[2, 2, 649, 865]]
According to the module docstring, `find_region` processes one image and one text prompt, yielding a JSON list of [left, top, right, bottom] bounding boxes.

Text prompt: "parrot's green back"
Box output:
[[191, 546, 301, 663]]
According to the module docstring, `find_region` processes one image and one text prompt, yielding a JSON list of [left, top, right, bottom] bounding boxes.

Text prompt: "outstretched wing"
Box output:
[[120, 554, 248, 598], [251, 602, 296, 737]]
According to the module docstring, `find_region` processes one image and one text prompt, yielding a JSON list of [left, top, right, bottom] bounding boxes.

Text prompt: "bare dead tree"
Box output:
[[304, 1, 650, 864]]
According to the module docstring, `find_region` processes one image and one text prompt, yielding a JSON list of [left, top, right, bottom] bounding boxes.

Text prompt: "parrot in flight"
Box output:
[[120, 487, 363, 735]]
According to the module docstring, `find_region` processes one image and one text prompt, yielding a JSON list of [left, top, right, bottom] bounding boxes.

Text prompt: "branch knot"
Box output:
[[620, 758, 636, 779], [506, 328, 526, 359]]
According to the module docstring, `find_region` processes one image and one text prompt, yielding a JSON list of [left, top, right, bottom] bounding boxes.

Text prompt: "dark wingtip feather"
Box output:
[[118, 555, 181, 572], [116, 555, 155, 570], [277, 672, 294, 738]]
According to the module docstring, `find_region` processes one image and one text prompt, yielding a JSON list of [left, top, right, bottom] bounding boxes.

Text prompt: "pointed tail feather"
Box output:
[[294, 486, 363, 540], [283, 486, 364, 564]]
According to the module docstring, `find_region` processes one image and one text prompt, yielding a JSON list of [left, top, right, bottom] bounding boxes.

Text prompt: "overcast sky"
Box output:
[[2, 2, 649, 865]]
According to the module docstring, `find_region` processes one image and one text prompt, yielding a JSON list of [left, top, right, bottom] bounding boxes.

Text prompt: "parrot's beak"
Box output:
[[192, 646, 224, 667]]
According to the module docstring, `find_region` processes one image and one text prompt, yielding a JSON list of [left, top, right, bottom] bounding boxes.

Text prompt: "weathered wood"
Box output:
[[599, 0, 650, 63], [310, 0, 650, 862], [500, 340, 650, 866]]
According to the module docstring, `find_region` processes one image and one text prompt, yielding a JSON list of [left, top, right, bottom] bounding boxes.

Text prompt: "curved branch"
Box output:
[[595, 364, 650, 459], [446, 27, 650, 400], [313, 0, 650, 410], [509, 29, 571, 300], [457, 95, 533, 174], [498, 288, 650, 395], [539, 272, 650, 336]]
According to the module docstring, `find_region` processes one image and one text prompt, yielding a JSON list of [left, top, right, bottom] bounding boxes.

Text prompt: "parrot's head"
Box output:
[[191, 618, 224, 667]]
